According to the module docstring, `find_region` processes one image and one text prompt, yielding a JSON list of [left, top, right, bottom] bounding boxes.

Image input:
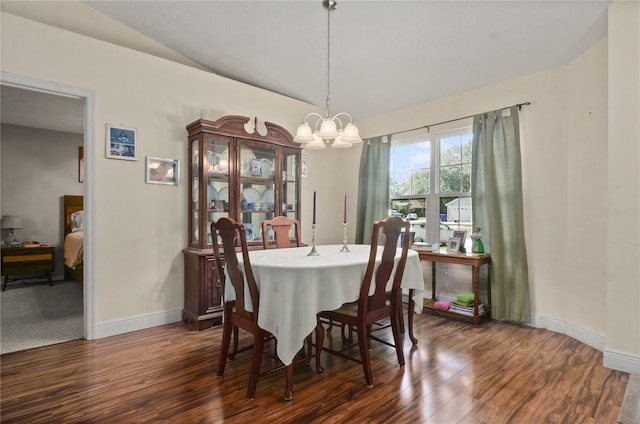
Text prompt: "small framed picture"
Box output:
[[146, 156, 179, 185], [447, 237, 462, 253], [452, 230, 467, 249], [243, 223, 255, 240], [106, 124, 137, 160], [250, 159, 262, 176]]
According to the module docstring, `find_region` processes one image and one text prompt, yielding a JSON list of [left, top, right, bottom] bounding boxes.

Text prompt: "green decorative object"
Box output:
[[471, 226, 484, 253]]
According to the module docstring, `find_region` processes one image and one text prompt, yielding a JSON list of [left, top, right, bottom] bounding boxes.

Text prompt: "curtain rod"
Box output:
[[389, 101, 531, 137]]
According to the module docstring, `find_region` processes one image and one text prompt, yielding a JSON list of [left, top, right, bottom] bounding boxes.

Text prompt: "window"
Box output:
[[389, 128, 473, 249]]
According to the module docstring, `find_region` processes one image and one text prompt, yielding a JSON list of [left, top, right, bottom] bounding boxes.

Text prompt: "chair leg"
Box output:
[[315, 318, 325, 373], [391, 308, 405, 367], [305, 334, 313, 359], [247, 334, 265, 399], [229, 326, 239, 360], [217, 316, 232, 377], [357, 325, 374, 387], [397, 298, 405, 334], [284, 364, 294, 402]]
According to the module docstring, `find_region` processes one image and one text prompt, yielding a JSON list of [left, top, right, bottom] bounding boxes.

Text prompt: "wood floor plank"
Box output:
[[0, 313, 629, 423]]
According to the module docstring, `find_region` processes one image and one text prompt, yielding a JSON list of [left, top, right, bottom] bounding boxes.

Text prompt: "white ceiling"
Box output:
[[1, 0, 610, 133]]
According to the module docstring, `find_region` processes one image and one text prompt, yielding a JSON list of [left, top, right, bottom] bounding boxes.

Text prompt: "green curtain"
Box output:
[[356, 135, 391, 244], [472, 106, 530, 323]]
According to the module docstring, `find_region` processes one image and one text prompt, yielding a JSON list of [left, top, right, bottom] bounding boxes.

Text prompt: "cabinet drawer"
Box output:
[[1, 247, 55, 275]]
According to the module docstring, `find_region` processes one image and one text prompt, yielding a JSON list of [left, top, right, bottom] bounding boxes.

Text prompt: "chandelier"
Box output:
[[294, 0, 362, 149]]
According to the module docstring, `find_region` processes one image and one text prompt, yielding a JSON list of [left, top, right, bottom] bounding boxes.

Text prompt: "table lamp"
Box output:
[[2, 215, 23, 247]]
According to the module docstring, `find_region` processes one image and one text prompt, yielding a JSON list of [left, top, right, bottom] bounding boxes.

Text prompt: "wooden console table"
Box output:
[[416, 249, 491, 325]]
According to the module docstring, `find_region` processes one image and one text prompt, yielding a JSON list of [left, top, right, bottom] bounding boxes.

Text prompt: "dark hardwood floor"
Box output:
[[0, 312, 628, 423]]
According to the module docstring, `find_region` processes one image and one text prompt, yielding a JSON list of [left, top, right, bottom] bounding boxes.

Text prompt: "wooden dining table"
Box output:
[[226, 244, 424, 399]]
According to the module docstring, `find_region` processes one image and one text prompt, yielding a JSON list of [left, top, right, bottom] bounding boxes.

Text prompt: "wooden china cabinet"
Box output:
[[182, 115, 301, 330]]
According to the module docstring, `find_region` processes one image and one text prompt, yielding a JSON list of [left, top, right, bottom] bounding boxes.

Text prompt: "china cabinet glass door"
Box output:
[[205, 136, 230, 246], [238, 139, 276, 243], [282, 149, 299, 219]]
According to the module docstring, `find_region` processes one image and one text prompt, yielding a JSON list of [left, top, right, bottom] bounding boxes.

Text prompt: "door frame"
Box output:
[[1, 71, 96, 339]]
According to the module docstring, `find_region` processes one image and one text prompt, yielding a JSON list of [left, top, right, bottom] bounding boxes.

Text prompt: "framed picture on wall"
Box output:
[[146, 156, 179, 185], [106, 123, 137, 160], [78, 146, 84, 183]]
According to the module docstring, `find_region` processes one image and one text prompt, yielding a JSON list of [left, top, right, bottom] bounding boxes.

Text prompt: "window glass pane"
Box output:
[[440, 135, 462, 166], [413, 142, 430, 169], [440, 196, 473, 248], [390, 170, 411, 196], [440, 165, 463, 193], [391, 144, 412, 173], [410, 168, 429, 194], [461, 134, 473, 162], [461, 163, 472, 192]]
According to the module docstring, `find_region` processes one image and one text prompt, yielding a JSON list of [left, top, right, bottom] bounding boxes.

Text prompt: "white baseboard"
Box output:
[[604, 349, 640, 375], [530, 313, 640, 374], [94, 309, 183, 339]]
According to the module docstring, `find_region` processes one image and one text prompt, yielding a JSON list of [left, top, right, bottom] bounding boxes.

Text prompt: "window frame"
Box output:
[[390, 127, 472, 245]]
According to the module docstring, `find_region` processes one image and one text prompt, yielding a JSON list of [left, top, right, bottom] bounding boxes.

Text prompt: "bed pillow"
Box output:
[[71, 210, 83, 232]]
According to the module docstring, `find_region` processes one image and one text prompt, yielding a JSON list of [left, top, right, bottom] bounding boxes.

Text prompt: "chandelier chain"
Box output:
[[326, 1, 332, 117]]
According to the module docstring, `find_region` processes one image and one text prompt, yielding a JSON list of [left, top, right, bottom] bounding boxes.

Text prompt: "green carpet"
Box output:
[[1, 279, 83, 354]]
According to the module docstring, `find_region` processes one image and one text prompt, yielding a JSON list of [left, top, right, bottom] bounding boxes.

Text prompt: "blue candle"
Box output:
[[313, 191, 317, 225], [343, 194, 347, 224]]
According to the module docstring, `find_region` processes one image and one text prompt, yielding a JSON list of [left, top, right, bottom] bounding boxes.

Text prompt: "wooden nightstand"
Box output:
[[1, 246, 55, 291]]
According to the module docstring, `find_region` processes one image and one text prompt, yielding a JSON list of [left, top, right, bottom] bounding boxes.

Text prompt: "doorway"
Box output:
[[1, 71, 95, 345]]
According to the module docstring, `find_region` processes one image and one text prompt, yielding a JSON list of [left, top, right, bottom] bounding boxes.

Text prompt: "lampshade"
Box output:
[[331, 131, 353, 149], [1, 215, 22, 230], [317, 119, 339, 139], [294, 122, 314, 143], [304, 133, 327, 150]]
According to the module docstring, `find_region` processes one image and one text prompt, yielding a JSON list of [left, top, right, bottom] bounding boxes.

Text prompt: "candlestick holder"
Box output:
[[307, 224, 319, 256], [340, 222, 350, 252]]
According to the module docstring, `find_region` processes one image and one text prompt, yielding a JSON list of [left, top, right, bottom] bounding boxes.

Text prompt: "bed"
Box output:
[[63, 195, 84, 285]]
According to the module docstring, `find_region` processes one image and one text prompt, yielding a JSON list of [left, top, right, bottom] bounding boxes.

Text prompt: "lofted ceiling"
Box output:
[[1, 0, 610, 133]]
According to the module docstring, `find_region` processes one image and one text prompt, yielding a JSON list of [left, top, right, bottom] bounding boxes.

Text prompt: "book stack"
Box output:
[[411, 242, 438, 252], [450, 292, 485, 316]]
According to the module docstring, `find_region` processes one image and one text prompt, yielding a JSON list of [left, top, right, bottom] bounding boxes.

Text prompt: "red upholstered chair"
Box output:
[[261, 216, 301, 249], [317, 216, 411, 387]]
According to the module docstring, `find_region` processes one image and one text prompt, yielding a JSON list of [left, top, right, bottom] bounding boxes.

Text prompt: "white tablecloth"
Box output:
[[226, 244, 424, 365]]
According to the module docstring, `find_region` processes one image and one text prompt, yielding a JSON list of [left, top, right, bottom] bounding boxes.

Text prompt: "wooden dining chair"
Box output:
[[261, 216, 301, 249], [212, 217, 320, 400], [317, 216, 411, 387], [212, 217, 284, 399], [261, 215, 317, 357]]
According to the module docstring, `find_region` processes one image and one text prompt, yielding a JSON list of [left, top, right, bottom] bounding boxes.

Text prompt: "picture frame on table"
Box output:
[[146, 156, 180, 185], [446, 237, 462, 253], [452, 230, 467, 251], [106, 123, 137, 160]]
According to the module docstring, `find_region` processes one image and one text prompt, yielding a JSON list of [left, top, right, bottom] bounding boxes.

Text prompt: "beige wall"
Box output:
[[605, 1, 640, 371]]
